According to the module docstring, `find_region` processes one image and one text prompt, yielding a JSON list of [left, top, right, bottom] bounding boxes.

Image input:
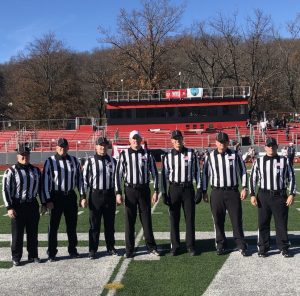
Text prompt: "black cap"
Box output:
[[57, 138, 68, 148], [16, 144, 31, 154], [265, 138, 278, 147], [216, 132, 229, 143], [171, 130, 183, 139], [96, 137, 109, 145]]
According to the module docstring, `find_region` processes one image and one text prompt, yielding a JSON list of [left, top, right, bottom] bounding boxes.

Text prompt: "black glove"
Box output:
[[195, 189, 202, 204], [162, 193, 171, 206]]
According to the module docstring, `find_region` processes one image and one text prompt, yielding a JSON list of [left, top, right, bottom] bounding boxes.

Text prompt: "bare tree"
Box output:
[[241, 10, 280, 119], [77, 49, 117, 122], [7, 32, 82, 120], [276, 14, 300, 111], [98, 0, 185, 89]]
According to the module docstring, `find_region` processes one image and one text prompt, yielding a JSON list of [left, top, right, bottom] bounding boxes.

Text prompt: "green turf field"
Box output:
[[0, 169, 300, 296]]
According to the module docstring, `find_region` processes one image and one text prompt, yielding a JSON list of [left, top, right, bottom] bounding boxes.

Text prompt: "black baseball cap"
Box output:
[[171, 130, 183, 139], [216, 132, 229, 143], [265, 138, 278, 147], [16, 144, 31, 155], [57, 138, 69, 148], [96, 137, 109, 145]]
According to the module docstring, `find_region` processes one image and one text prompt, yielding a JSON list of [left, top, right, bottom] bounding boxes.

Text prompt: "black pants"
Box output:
[[288, 156, 294, 166], [210, 188, 246, 250], [124, 186, 156, 253], [257, 190, 289, 252], [48, 191, 78, 257], [88, 189, 116, 253], [169, 184, 195, 251], [11, 200, 40, 261]]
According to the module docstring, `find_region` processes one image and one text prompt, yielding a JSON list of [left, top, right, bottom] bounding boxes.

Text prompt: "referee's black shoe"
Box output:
[[48, 256, 57, 262], [239, 249, 249, 257], [171, 248, 179, 256], [148, 249, 160, 256], [88, 252, 96, 260], [125, 252, 134, 259], [12, 259, 20, 266], [281, 249, 293, 258], [188, 248, 196, 256], [107, 248, 119, 256], [28, 257, 41, 263], [69, 252, 80, 258], [258, 251, 268, 258], [216, 248, 227, 255]]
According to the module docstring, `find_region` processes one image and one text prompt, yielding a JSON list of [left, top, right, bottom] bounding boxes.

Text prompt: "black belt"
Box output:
[[259, 188, 286, 194], [212, 186, 238, 191], [17, 198, 35, 204], [92, 188, 114, 194], [170, 182, 193, 188], [125, 183, 149, 190], [53, 190, 74, 196]]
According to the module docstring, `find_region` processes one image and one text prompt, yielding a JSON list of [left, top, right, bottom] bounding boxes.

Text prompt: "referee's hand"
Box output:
[[116, 194, 123, 205], [250, 196, 257, 206], [46, 202, 54, 210], [203, 193, 209, 203], [7, 209, 17, 219], [152, 192, 158, 204], [286, 195, 294, 206], [240, 188, 247, 200]]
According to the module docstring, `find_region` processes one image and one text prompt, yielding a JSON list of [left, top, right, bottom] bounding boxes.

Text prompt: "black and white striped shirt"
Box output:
[[2, 163, 43, 209], [115, 148, 158, 194], [81, 154, 116, 194], [43, 154, 82, 201], [249, 155, 296, 196], [161, 147, 201, 193], [202, 148, 247, 191]]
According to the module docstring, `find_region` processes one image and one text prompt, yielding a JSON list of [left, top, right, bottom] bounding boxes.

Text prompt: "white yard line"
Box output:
[[203, 246, 300, 296], [0, 246, 122, 296]]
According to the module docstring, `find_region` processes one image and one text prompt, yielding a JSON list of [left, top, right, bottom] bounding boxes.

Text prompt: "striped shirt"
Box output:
[[2, 163, 43, 209], [81, 154, 116, 194], [161, 147, 201, 193], [249, 155, 296, 196], [43, 154, 82, 200], [115, 148, 158, 194], [202, 148, 247, 191]]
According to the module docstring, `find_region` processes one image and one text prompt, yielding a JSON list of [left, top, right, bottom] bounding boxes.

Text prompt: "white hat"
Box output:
[[129, 130, 141, 139], [289, 142, 294, 146]]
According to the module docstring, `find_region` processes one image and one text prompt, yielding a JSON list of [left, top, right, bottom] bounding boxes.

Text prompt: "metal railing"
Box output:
[[104, 86, 251, 103], [0, 117, 107, 131]]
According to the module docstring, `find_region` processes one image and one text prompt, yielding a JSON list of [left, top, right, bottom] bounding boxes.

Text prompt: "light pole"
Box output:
[[179, 72, 182, 89], [121, 79, 124, 92]]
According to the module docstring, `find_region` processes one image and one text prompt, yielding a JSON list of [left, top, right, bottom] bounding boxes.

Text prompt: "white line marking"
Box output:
[[296, 208, 300, 212], [0, 205, 4, 208], [115, 210, 119, 215], [3, 214, 8, 217], [77, 211, 84, 215], [152, 212, 163, 215], [105, 193, 161, 296]]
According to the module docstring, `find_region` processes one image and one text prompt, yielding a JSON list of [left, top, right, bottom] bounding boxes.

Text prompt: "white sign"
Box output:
[[187, 88, 203, 98]]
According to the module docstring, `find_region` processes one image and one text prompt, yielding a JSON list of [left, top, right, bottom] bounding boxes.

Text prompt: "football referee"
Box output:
[[115, 130, 160, 258], [43, 138, 82, 261], [202, 132, 248, 256], [161, 130, 202, 256], [2, 144, 45, 266], [80, 137, 118, 259], [249, 138, 296, 258]]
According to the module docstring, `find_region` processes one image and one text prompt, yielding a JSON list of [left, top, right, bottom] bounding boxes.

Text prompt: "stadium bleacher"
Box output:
[[0, 121, 300, 152]]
